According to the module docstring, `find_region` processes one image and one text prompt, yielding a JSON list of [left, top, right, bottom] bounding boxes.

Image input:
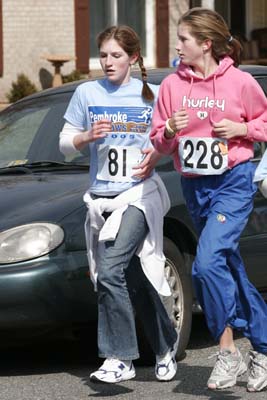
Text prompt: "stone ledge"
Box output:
[[0, 103, 10, 111]]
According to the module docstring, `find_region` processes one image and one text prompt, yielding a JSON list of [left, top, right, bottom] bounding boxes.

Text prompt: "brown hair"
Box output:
[[97, 25, 154, 102], [178, 7, 242, 67]]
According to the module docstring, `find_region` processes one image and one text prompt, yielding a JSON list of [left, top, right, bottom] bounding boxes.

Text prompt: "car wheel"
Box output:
[[161, 236, 193, 360]]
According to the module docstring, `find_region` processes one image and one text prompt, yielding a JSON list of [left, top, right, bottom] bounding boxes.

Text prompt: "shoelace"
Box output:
[[248, 353, 267, 378], [157, 335, 178, 364], [102, 358, 125, 369], [156, 350, 172, 364], [208, 352, 231, 373]]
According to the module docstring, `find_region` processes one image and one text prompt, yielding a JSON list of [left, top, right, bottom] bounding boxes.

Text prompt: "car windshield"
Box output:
[[0, 92, 89, 168]]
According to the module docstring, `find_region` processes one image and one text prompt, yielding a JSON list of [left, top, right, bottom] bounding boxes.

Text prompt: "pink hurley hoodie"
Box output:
[[150, 56, 267, 176]]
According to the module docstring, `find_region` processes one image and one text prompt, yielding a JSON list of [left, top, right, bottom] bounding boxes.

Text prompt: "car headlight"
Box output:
[[0, 223, 64, 264]]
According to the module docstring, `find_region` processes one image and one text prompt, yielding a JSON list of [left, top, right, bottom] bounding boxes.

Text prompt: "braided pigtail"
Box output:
[[138, 55, 155, 103]]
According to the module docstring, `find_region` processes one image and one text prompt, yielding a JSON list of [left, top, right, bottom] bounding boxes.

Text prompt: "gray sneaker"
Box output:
[[207, 348, 247, 390], [247, 350, 267, 392]]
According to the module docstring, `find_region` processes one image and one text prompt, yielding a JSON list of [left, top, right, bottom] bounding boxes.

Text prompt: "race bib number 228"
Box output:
[[179, 137, 228, 175]]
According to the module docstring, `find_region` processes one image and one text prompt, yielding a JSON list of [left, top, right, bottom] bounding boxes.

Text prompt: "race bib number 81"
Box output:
[[97, 144, 143, 182], [179, 137, 228, 175]]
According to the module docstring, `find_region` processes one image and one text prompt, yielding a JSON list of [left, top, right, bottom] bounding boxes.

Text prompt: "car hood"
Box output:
[[0, 172, 88, 231]]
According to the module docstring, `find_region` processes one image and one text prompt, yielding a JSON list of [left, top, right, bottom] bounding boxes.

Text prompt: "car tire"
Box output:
[[161, 236, 193, 361]]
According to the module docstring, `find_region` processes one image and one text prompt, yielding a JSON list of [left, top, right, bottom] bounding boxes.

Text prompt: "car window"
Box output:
[[255, 77, 267, 96], [252, 76, 267, 160], [0, 92, 89, 167], [0, 105, 48, 166]]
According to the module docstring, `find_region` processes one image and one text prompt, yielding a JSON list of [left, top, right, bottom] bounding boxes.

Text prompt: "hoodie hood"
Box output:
[[177, 56, 234, 81]]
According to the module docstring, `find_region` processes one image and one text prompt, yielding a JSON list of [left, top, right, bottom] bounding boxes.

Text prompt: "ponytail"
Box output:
[[227, 37, 242, 67]]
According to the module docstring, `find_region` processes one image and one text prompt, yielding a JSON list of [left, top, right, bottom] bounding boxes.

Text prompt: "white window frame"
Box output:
[[90, 0, 156, 69], [246, 0, 267, 39]]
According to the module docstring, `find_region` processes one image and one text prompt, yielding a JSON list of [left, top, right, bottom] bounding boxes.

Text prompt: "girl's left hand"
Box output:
[[213, 119, 247, 139], [132, 148, 162, 179]]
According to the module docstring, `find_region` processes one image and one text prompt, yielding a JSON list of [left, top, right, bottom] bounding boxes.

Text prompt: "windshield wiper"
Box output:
[[0, 161, 89, 174], [27, 161, 89, 170], [0, 165, 33, 174]]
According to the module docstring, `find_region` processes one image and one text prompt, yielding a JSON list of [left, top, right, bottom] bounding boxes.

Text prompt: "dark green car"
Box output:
[[0, 66, 267, 359]]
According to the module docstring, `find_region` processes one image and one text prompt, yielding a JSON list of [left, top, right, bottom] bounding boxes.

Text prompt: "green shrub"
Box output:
[[62, 69, 84, 83], [6, 73, 38, 102]]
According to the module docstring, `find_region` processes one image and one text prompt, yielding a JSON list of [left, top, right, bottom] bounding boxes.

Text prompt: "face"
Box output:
[[99, 38, 137, 85], [175, 23, 204, 67]]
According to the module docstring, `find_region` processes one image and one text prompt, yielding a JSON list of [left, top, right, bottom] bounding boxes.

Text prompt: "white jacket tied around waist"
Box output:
[[83, 173, 171, 296]]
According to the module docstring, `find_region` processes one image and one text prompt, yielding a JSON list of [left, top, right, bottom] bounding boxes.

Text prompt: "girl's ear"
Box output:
[[202, 39, 212, 51], [130, 53, 139, 66]]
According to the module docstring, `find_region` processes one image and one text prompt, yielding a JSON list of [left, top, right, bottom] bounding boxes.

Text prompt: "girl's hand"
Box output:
[[170, 108, 189, 132], [73, 119, 112, 150], [132, 148, 161, 179], [87, 118, 112, 142], [213, 119, 247, 139]]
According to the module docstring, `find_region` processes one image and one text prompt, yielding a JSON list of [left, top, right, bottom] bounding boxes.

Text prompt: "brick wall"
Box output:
[[0, 0, 75, 102]]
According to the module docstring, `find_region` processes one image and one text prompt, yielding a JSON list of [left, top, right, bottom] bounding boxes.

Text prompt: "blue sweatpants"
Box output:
[[181, 161, 267, 354]]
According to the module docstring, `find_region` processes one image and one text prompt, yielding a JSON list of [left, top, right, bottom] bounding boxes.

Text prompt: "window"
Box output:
[[89, 0, 155, 68], [0, 0, 2, 76], [189, 0, 202, 6], [0, 94, 74, 165]]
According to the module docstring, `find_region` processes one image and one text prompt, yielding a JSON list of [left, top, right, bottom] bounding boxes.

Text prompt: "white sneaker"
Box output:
[[247, 350, 267, 392], [90, 358, 136, 383], [207, 348, 247, 390], [155, 336, 178, 381]]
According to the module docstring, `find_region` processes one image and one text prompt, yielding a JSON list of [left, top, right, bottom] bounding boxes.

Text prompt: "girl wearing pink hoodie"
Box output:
[[150, 7, 267, 393]]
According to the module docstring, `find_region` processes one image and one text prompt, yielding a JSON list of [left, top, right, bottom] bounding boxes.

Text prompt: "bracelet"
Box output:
[[165, 118, 176, 137]]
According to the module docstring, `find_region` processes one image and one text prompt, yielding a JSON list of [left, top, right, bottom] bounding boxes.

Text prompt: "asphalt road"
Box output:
[[0, 316, 266, 400]]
